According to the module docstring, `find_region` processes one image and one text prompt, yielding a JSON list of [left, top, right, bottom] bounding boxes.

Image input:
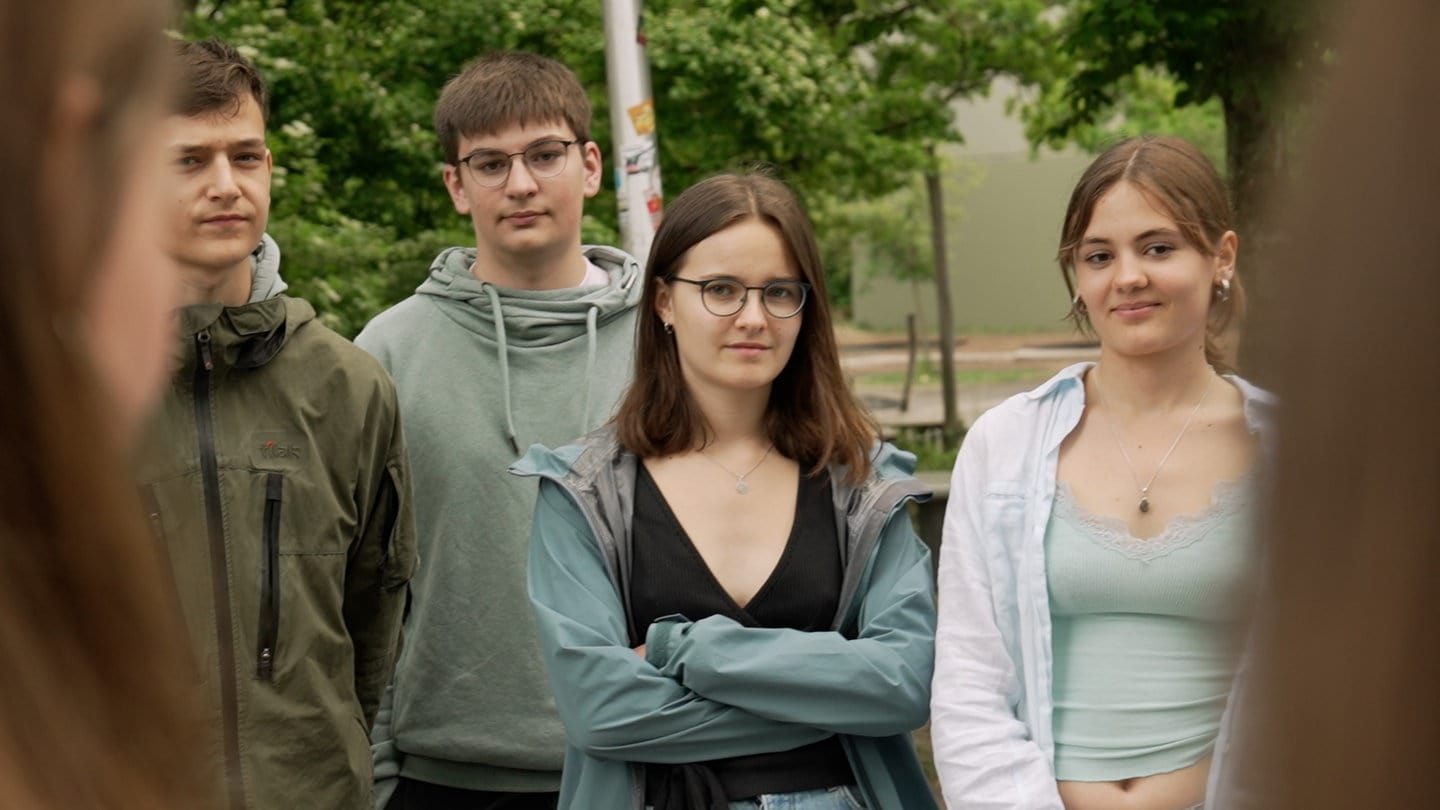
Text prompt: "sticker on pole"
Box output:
[[627, 99, 656, 136]]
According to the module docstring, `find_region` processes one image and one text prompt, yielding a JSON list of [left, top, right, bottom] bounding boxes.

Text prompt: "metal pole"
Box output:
[[602, 0, 664, 264]]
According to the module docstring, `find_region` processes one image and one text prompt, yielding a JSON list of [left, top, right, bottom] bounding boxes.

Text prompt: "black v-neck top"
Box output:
[[629, 463, 843, 641], [629, 463, 853, 806]]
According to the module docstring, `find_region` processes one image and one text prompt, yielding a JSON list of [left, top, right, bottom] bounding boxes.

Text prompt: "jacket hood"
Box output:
[[417, 244, 642, 346], [248, 233, 288, 303], [513, 428, 926, 503], [844, 439, 920, 490]]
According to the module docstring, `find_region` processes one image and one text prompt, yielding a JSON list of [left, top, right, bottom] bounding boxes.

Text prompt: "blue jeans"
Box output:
[[726, 786, 867, 809]]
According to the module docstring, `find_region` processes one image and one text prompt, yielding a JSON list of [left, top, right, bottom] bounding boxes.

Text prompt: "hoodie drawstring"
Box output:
[[485, 284, 521, 456], [581, 305, 599, 435]]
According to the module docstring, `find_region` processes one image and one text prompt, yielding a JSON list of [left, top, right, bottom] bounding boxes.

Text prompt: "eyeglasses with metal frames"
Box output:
[[668, 276, 811, 319], [456, 139, 581, 188]]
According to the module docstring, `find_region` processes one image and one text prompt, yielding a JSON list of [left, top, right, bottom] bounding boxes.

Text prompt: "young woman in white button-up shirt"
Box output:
[[930, 136, 1276, 810]]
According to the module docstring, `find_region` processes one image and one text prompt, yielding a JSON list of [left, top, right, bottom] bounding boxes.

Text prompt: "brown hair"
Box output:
[[174, 38, 269, 122], [433, 50, 591, 164], [0, 1, 211, 808], [1235, 0, 1440, 806], [1057, 135, 1245, 372], [614, 172, 878, 482]]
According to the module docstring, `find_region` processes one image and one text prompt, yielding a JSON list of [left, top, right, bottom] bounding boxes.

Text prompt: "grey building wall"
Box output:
[[851, 80, 1095, 333]]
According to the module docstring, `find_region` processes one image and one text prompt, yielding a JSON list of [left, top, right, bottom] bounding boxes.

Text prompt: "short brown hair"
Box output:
[[1057, 135, 1245, 372], [173, 38, 268, 122], [614, 172, 878, 483], [433, 51, 591, 164]]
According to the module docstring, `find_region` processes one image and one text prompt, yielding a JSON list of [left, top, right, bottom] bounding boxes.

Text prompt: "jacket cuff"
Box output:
[[643, 613, 691, 675]]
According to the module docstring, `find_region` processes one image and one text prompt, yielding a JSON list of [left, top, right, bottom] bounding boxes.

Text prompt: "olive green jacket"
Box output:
[[135, 295, 417, 810]]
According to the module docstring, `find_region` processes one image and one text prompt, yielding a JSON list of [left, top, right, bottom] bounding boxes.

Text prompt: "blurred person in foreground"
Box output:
[[0, 0, 214, 807], [1205, 1, 1440, 807]]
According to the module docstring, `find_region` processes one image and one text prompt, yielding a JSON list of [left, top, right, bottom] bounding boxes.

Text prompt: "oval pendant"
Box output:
[[1139, 497, 1150, 513], [736, 481, 749, 494]]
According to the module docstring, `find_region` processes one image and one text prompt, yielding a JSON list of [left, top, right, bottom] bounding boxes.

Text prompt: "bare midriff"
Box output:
[[1057, 756, 1209, 810]]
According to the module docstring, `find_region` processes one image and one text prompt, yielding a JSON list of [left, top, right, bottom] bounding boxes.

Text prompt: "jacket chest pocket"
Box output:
[[980, 484, 1027, 562], [140, 470, 351, 688], [256, 472, 283, 680], [242, 468, 352, 685]]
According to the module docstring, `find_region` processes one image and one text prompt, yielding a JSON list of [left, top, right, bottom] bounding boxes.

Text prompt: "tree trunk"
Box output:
[[910, 275, 928, 370], [924, 146, 960, 441], [1224, 86, 1287, 382], [1223, 89, 1283, 243]]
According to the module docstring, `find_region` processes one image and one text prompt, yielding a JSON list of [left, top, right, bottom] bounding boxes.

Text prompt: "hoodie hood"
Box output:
[[412, 244, 643, 454], [248, 233, 288, 304], [416, 244, 641, 346]]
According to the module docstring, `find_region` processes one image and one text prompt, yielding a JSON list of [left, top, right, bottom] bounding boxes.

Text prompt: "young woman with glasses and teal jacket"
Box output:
[[512, 172, 939, 810]]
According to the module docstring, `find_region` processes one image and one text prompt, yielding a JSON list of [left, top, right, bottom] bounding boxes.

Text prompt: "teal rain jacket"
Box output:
[[511, 426, 941, 810]]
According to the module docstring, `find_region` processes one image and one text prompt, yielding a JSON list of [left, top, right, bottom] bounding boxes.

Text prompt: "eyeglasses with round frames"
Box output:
[[456, 139, 581, 188], [669, 276, 811, 319]]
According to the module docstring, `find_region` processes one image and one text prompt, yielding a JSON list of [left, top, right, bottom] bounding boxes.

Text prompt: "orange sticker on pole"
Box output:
[[627, 99, 656, 136]]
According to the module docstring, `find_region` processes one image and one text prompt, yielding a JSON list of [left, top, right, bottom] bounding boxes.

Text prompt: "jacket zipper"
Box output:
[[257, 472, 284, 680], [195, 330, 245, 810], [833, 483, 926, 810]]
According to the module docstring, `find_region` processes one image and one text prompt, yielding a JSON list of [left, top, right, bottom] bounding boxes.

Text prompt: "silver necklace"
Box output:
[[700, 443, 774, 494], [1093, 369, 1214, 514]]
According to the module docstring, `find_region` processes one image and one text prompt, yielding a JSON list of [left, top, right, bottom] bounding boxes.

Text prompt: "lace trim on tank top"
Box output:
[[1053, 472, 1254, 562]]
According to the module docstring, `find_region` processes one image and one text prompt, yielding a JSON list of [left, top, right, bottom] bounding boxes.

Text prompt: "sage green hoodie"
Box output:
[[356, 245, 642, 801]]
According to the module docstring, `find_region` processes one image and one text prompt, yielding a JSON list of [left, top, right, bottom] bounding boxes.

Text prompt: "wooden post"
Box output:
[[925, 145, 960, 441], [901, 313, 917, 412]]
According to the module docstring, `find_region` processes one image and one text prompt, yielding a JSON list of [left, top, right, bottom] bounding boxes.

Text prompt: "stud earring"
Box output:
[[1214, 278, 1232, 303], [663, 322, 674, 335]]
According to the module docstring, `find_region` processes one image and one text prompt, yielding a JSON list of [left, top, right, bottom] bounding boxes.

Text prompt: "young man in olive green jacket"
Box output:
[[133, 39, 417, 810]]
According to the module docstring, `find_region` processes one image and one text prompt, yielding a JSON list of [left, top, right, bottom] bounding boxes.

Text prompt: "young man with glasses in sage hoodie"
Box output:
[[357, 51, 643, 810]]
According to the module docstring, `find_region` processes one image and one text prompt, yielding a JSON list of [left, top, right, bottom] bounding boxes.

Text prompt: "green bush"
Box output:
[[271, 219, 465, 338], [890, 425, 965, 472]]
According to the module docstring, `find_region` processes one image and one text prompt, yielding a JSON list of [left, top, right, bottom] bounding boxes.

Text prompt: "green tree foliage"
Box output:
[[1018, 66, 1227, 170], [182, 0, 612, 335], [647, 0, 937, 199], [1010, 0, 1333, 232], [184, 0, 1292, 337], [180, 0, 986, 334]]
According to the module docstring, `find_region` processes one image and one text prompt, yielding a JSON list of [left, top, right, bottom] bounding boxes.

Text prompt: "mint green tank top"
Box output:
[[1046, 477, 1255, 782]]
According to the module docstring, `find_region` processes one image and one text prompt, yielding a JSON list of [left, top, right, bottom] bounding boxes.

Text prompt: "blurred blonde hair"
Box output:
[[0, 1, 213, 806], [1242, 0, 1440, 806]]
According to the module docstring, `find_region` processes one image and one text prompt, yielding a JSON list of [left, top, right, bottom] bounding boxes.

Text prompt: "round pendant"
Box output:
[[736, 482, 749, 494], [1139, 497, 1150, 513]]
